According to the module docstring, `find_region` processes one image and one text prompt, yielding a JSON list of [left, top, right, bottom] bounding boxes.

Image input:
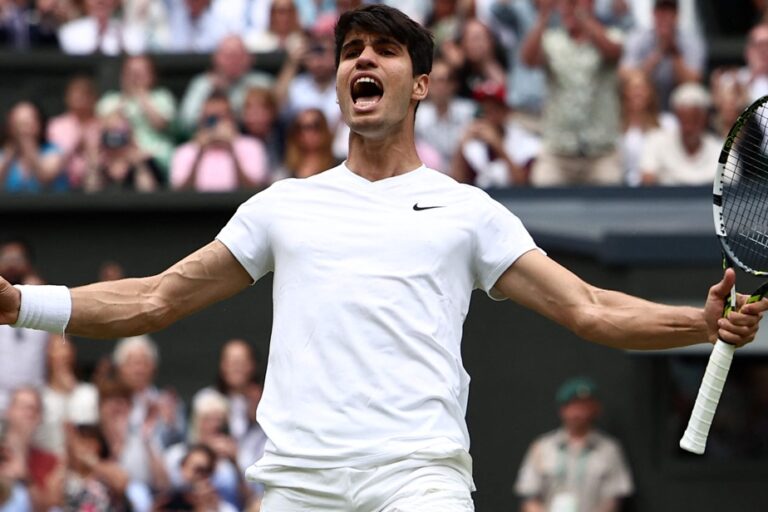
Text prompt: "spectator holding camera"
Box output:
[[171, 92, 269, 191], [83, 111, 163, 193]]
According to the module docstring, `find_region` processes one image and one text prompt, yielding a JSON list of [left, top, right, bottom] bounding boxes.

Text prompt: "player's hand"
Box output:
[[704, 269, 768, 347], [0, 276, 21, 326]]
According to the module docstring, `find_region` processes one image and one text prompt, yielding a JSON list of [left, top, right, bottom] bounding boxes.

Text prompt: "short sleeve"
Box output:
[[215, 189, 277, 282], [472, 192, 539, 300], [599, 440, 634, 498], [515, 440, 545, 497]]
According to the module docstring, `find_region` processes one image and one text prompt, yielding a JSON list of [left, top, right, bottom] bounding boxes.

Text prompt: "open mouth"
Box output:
[[351, 76, 384, 108]]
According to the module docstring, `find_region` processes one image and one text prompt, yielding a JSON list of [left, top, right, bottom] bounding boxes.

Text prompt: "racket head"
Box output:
[[713, 95, 768, 277]]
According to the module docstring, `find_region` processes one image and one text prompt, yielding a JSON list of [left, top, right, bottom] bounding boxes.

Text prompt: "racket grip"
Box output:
[[679, 340, 736, 454]]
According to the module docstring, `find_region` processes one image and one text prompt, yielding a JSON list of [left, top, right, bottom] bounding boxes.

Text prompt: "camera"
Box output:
[[101, 130, 130, 149]]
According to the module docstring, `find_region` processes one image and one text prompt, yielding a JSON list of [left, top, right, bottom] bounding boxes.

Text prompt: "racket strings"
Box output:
[[722, 103, 768, 272]]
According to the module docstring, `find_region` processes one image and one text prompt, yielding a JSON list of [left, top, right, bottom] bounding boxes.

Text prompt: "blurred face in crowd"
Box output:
[[558, 0, 594, 33], [294, 109, 329, 152], [65, 77, 97, 119], [242, 89, 276, 138], [335, 0, 362, 14], [559, 397, 599, 436], [100, 112, 133, 155], [460, 19, 493, 65], [47, 334, 76, 374], [8, 102, 42, 141], [200, 96, 234, 129], [196, 406, 227, 439], [85, 0, 117, 21], [219, 340, 254, 392], [304, 36, 336, 83], [427, 60, 457, 105], [98, 394, 131, 440], [653, 5, 677, 41], [117, 345, 156, 392], [121, 56, 155, 92], [7, 388, 42, 432], [0, 242, 33, 285], [675, 105, 708, 149], [186, 0, 211, 18], [181, 448, 214, 484], [213, 36, 252, 81], [433, 0, 456, 20], [621, 70, 654, 112], [269, 0, 299, 36], [747, 25, 768, 76]]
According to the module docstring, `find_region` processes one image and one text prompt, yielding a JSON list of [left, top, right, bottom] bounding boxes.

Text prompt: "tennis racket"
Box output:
[[679, 95, 768, 454]]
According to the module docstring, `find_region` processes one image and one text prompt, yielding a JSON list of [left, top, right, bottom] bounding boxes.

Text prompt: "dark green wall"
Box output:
[[2, 192, 767, 512]]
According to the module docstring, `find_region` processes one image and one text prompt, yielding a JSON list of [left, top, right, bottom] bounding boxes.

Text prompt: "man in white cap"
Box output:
[[639, 81, 721, 186]]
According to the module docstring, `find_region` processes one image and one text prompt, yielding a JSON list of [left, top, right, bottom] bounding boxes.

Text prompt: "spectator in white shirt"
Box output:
[[58, 0, 146, 55], [163, 0, 230, 53]]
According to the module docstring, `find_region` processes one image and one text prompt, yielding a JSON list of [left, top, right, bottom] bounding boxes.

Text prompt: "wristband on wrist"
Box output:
[[11, 285, 72, 334]]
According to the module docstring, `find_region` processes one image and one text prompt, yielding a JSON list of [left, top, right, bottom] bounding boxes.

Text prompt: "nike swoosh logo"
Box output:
[[413, 203, 445, 211]]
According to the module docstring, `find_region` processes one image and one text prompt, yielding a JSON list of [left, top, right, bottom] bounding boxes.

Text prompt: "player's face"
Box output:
[[336, 30, 428, 139]]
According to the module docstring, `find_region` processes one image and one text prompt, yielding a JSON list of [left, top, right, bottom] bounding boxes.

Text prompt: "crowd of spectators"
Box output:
[[0, 0, 767, 192]]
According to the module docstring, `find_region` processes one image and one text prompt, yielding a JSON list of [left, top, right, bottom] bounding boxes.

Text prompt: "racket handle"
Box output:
[[679, 340, 735, 454]]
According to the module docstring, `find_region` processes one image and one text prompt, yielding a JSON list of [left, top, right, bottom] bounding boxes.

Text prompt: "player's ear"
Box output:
[[412, 74, 429, 102]]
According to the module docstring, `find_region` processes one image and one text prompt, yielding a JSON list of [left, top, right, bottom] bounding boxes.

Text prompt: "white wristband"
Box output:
[[11, 285, 72, 333]]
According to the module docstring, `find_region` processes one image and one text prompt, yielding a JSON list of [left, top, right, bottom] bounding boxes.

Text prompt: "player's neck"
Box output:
[[346, 130, 422, 181]]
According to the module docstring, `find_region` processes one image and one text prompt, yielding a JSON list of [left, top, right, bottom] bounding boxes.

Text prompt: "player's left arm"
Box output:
[[493, 250, 768, 350]]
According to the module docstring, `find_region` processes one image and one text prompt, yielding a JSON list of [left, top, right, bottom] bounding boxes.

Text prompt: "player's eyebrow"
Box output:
[[340, 36, 402, 55]]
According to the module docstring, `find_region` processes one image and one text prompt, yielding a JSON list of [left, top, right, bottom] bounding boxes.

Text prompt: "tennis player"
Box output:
[[0, 6, 766, 511]]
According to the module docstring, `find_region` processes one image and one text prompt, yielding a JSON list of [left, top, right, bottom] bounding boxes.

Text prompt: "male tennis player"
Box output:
[[0, 6, 766, 511]]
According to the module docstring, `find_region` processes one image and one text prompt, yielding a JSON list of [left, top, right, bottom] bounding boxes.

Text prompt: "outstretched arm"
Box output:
[[0, 240, 252, 339], [494, 250, 766, 350]]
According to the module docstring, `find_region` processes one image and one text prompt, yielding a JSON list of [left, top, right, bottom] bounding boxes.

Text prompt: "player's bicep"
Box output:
[[493, 249, 596, 329]]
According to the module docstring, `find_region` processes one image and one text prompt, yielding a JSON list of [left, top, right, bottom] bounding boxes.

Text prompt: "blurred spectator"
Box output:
[[165, 390, 244, 509], [47, 75, 101, 188], [111, 336, 177, 490], [240, 86, 284, 171], [122, 0, 171, 51], [0, 237, 47, 414], [423, 0, 465, 49], [453, 81, 540, 188], [178, 35, 274, 133], [83, 111, 164, 193], [442, 18, 508, 99], [58, 0, 146, 55], [710, 68, 750, 138], [98, 260, 125, 282], [621, 0, 705, 111], [0, 0, 59, 49], [717, 23, 768, 104], [274, 26, 340, 130], [243, 0, 304, 53], [415, 58, 477, 169], [172, 92, 269, 191], [194, 339, 261, 443], [97, 55, 177, 173], [163, 0, 229, 53], [155, 444, 237, 512], [0, 101, 66, 193], [0, 387, 63, 511], [36, 335, 99, 456], [522, 0, 624, 186], [515, 377, 633, 512], [619, 68, 676, 186], [211, 0, 328, 35], [277, 108, 337, 179], [640, 82, 720, 186]]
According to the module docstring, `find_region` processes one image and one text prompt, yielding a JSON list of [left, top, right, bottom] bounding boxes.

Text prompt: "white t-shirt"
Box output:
[[640, 127, 722, 185], [216, 163, 538, 471]]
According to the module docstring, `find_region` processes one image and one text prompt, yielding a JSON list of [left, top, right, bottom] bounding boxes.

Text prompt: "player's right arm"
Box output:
[[0, 240, 252, 339]]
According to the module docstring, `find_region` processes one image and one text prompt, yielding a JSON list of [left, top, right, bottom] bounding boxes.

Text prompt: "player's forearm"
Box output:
[[576, 288, 709, 350]]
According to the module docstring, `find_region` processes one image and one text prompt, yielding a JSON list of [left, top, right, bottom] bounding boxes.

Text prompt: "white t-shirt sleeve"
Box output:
[[215, 188, 277, 282], [472, 192, 539, 300]]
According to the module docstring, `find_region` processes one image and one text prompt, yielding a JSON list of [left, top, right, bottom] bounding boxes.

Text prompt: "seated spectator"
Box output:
[[0, 387, 62, 511], [716, 23, 768, 104], [83, 111, 164, 193], [163, 0, 229, 53], [522, 0, 624, 186], [415, 58, 476, 169], [453, 81, 540, 188], [276, 108, 337, 180], [172, 92, 269, 191], [122, 0, 171, 51], [0, 101, 66, 193], [274, 24, 340, 130], [48, 75, 101, 188], [165, 391, 244, 509], [97, 55, 177, 173], [621, 0, 705, 111], [58, 0, 146, 55], [424, 0, 465, 49], [243, 0, 304, 53], [178, 35, 274, 133], [36, 335, 99, 456], [640, 82, 721, 186], [620, 68, 676, 186], [241, 87, 285, 171], [710, 68, 750, 138], [0, 0, 59, 49], [441, 18, 508, 99], [155, 444, 237, 512]]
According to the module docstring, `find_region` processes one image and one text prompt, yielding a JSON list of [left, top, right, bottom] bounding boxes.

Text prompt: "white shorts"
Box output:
[[254, 456, 475, 512]]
